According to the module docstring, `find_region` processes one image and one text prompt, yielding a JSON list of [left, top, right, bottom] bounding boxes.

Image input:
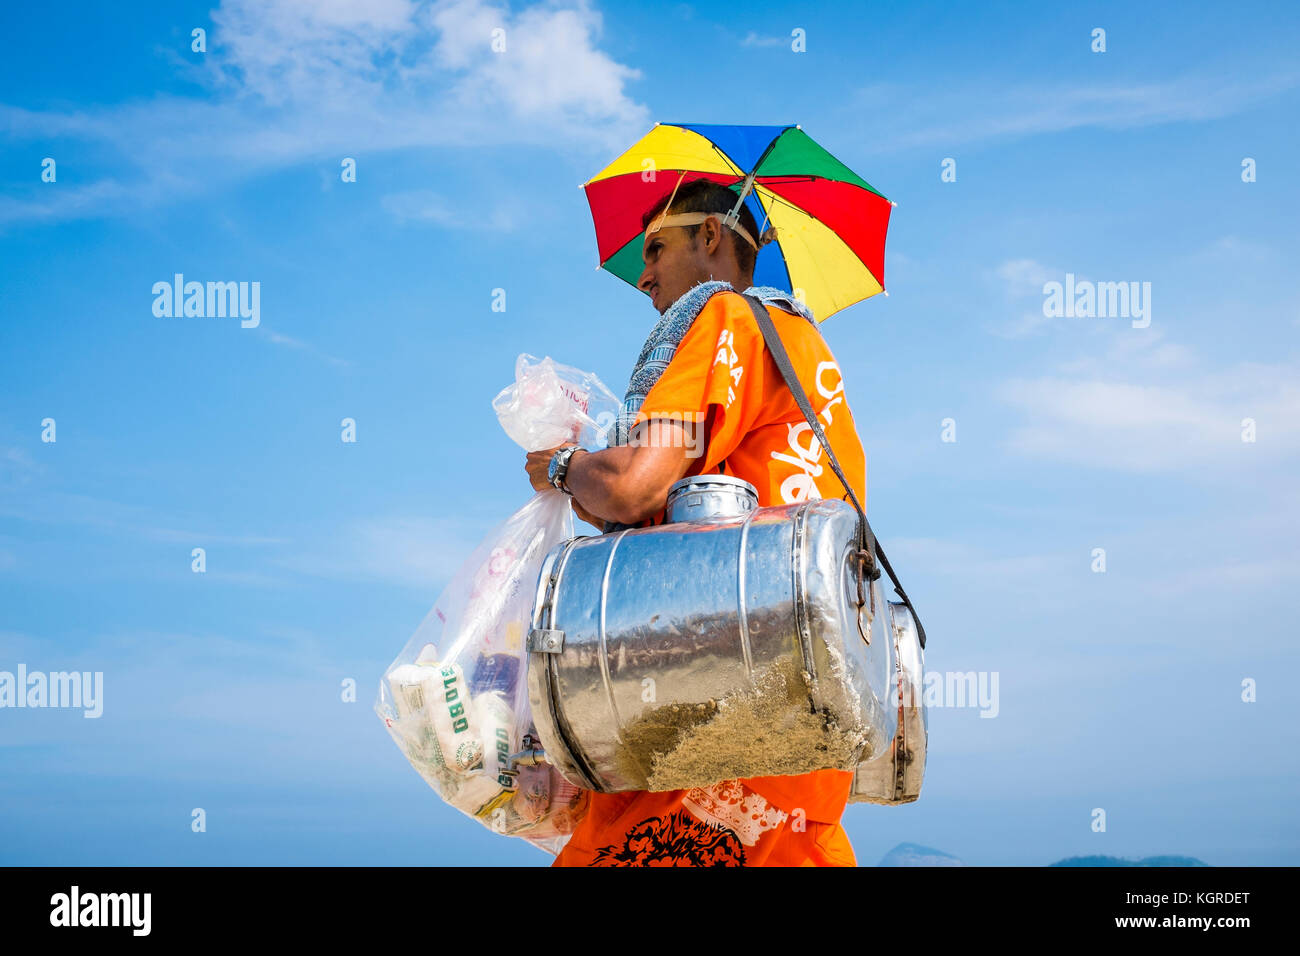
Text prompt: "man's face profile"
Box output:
[[637, 215, 713, 315]]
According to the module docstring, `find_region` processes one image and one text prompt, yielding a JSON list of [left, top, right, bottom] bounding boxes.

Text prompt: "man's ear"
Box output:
[[702, 215, 725, 254]]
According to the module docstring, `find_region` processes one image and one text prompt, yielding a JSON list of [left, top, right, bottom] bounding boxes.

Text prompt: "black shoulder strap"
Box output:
[[740, 293, 926, 648]]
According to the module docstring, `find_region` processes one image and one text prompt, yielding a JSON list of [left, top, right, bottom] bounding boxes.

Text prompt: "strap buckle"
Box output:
[[852, 546, 880, 608]]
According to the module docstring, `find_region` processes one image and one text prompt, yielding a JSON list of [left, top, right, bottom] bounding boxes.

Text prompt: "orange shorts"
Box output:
[[551, 773, 857, 867]]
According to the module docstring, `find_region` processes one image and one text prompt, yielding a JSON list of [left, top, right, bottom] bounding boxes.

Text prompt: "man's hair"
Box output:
[[641, 178, 761, 278]]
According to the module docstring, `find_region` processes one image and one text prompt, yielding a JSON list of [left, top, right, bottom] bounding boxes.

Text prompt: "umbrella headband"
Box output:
[[647, 211, 777, 251]]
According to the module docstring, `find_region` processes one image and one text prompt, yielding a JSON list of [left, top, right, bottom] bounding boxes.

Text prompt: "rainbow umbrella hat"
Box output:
[[580, 122, 893, 323]]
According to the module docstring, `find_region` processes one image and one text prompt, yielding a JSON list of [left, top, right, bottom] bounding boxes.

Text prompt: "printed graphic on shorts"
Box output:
[[681, 778, 788, 846], [590, 809, 746, 866]]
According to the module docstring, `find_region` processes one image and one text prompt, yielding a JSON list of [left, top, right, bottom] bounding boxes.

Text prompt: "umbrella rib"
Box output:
[[753, 186, 814, 218], [706, 142, 745, 177]]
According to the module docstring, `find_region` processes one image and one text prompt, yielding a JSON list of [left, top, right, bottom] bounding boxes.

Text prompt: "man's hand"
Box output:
[[570, 498, 607, 532], [522, 445, 609, 529], [524, 442, 575, 493], [524, 414, 714, 526]]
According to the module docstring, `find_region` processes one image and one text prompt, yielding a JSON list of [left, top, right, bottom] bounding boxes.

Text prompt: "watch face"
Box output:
[[547, 454, 559, 484]]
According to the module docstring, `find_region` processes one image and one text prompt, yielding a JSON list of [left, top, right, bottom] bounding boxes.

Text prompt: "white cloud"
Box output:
[[378, 187, 534, 230], [0, 0, 650, 224], [740, 32, 787, 48], [984, 245, 1299, 473], [210, 0, 421, 105], [431, 1, 642, 117], [988, 309, 1053, 340], [995, 258, 1053, 294], [846, 72, 1300, 153], [0, 179, 134, 225], [997, 364, 1300, 472], [1145, 555, 1300, 602], [260, 328, 352, 367], [0, 442, 490, 591], [985, 257, 1058, 338], [381, 189, 460, 225], [987, 258, 1197, 350], [274, 514, 486, 589], [0, 446, 41, 487], [1055, 324, 1196, 374], [0, 480, 287, 547], [1189, 234, 1282, 265], [890, 536, 1072, 583]]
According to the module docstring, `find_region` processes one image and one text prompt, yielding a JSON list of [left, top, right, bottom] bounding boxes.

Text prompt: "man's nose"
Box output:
[[637, 265, 654, 294]]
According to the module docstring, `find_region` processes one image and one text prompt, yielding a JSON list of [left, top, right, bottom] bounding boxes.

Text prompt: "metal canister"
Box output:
[[526, 474, 908, 795], [847, 596, 928, 804]]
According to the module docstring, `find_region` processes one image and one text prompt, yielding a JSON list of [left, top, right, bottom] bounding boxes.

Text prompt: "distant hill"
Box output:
[[877, 842, 964, 866], [1049, 855, 1209, 867], [875, 843, 1208, 867]]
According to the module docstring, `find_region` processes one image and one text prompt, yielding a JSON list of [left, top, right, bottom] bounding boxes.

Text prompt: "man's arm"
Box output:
[[525, 411, 716, 527], [570, 497, 607, 532]]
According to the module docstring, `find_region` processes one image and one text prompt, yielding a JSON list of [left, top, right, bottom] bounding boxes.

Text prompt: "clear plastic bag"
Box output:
[[492, 353, 616, 452], [376, 354, 618, 857]]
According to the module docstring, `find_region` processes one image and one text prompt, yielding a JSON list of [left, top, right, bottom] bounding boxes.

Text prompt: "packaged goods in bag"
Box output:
[[388, 662, 484, 774], [375, 354, 618, 857], [385, 676, 451, 779]]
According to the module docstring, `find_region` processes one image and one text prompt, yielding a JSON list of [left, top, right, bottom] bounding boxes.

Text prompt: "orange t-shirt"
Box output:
[[551, 290, 867, 867]]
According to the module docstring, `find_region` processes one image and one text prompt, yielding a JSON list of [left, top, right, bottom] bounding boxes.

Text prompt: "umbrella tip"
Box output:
[[890, 200, 898, 207], [882, 289, 890, 297]]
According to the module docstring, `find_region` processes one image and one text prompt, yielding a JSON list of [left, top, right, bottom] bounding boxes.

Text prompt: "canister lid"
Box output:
[[665, 474, 759, 523]]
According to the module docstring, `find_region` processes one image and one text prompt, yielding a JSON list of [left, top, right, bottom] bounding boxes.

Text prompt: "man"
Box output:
[[524, 179, 868, 866]]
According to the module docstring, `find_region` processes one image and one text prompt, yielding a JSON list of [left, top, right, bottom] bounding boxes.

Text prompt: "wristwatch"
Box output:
[[547, 445, 580, 494]]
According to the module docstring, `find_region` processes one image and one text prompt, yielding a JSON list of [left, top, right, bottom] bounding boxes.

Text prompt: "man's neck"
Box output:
[[693, 264, 752, 290]]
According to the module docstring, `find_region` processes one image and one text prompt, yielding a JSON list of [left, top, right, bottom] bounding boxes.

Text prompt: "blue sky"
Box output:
[[1, 0, 1297, 866]]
